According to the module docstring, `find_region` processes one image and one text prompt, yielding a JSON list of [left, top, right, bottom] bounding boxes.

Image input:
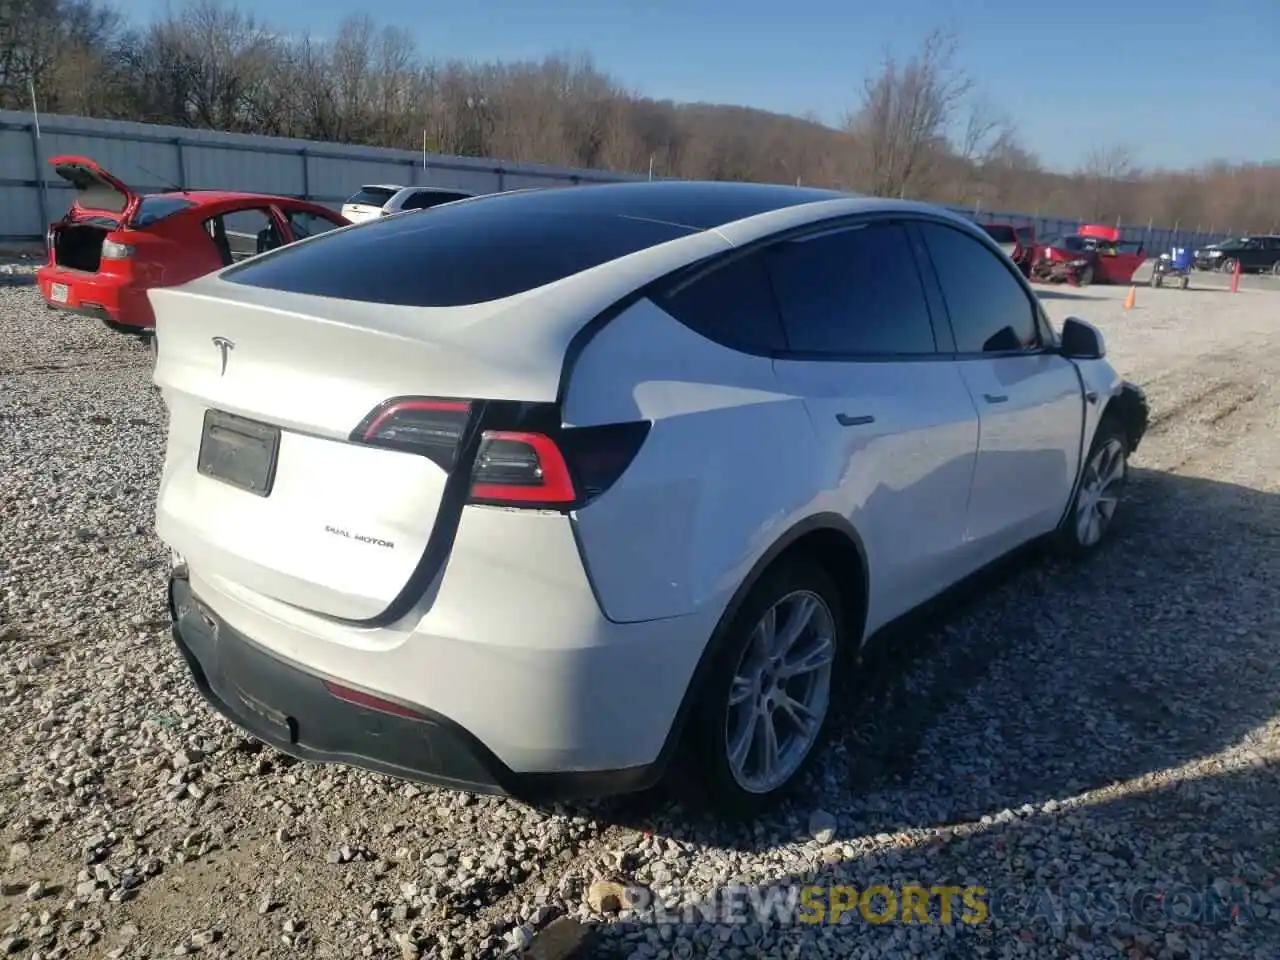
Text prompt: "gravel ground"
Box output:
[[2, 268, 1278, 960]]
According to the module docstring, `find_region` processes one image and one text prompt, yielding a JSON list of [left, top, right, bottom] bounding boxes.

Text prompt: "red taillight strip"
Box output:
[[322, 681, 426, 720], [359, 399, 470, 442], [470, 431, 576, 504]]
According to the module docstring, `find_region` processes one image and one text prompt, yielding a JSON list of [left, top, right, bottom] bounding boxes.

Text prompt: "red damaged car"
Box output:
[[979, 222, 1036, 277], [37, 155, 351, 336], [1029, 224, 1147, 287]]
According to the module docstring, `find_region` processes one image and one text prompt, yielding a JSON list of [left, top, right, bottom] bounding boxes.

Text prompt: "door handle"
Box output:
[[835, 413, 875, 427], [983, 393, 1008, 404]]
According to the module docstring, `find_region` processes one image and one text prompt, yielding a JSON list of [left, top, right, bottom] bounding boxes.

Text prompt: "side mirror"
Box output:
[[1059, 317, 1105, 360]]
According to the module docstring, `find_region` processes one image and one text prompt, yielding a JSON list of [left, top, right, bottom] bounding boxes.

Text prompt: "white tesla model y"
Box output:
[[151, 181, 1148, 815]]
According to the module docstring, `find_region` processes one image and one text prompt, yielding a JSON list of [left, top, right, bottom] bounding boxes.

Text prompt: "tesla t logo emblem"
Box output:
[[211, 336, 234, 376]]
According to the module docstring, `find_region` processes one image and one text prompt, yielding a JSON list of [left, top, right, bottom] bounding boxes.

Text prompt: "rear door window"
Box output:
[[763, 222, 938, 356], [205, 208, 282, 267], [346, 187, 398, 207], [401, 191, 471, 211]]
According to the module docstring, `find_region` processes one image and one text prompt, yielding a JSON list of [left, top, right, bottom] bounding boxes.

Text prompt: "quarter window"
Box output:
[[656, 252, 787, 354], [763, 222, 937, 356], [917, 222, 1040, 354]]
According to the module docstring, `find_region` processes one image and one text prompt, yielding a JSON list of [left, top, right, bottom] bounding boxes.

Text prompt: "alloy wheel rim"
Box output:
[[724, 590, 836, 794], [1075, 437, 1125, 546]]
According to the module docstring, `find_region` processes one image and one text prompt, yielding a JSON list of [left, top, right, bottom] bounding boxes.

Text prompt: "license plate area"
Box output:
[[197, 409, 280, 497], [50, 282, 69, 303]]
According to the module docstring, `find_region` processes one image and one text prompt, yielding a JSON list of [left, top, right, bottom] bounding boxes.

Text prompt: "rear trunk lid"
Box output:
[[150, 281, 579, 622], [49, 155, 138, 222]]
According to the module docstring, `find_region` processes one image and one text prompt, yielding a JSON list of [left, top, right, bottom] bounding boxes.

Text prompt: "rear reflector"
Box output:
[[322, 681, 426, 720]]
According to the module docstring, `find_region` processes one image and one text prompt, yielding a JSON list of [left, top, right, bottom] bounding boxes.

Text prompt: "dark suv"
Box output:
[[1194, 235, 1280, 275]]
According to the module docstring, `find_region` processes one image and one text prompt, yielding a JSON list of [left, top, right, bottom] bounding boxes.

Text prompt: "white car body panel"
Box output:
[[953, 354, 1085, 560], [183, 509, 719, 773], [770, 357, 982, 635], [564, 298, 820, 624]]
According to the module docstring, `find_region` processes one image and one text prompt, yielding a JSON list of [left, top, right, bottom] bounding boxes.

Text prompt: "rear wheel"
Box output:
[[1179, 275, 1190, 290], [1271, 262, 1280, 277], [676, 557, 846, 818], [1075, 264, 1095, 287], [1150, 272, 1162, 288]]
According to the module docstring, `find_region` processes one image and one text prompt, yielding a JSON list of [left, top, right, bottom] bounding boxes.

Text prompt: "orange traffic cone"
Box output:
[[1123, 286, 1136, 311]]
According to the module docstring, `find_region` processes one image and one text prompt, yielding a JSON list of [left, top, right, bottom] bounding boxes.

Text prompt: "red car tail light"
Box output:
[[100, 238, 136, 260], [351, 397, 649, 509]]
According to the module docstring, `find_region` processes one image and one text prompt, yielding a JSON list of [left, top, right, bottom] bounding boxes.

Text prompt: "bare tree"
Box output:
[[844, 29, 973, 198], [6, 0, 1278, 235], [1078, 144, 1136, 221]]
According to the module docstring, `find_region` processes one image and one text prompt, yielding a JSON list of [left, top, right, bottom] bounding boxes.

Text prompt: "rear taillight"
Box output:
[[101, 238, 135, 260], [352, 397, 649, 509], [356, 399, 470, 470]]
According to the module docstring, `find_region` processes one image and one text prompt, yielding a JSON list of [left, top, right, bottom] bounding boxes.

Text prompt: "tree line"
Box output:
[[2, 0, 1276, 233]]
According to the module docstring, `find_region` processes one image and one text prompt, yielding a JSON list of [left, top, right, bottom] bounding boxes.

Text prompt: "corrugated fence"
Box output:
[[0, 109, 1235, 254]]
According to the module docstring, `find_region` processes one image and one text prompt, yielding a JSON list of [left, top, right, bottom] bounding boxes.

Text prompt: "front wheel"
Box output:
[[1075, 264, 1095, 287], [1219, 258, 1237, 275], [676, 558, 846, 818], [1271, 262, 1280, 277], [1055, 418, 1129, 558]]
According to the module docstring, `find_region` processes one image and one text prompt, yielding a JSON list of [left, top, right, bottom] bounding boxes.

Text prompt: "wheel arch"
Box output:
[[1099, 380, 1149, 455], [650, 512, 870, 778]]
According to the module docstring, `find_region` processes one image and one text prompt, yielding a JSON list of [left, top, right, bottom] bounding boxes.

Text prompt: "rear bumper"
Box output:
[[35, 266, 153, 329], [168, 573, 664, 801]]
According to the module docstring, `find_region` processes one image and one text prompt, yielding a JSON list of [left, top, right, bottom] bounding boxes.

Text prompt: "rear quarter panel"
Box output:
[[563, 298, 825, 625]]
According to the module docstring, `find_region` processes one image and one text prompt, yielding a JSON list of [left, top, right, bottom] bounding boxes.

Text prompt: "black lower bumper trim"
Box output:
[[167, 576, 660, 803]]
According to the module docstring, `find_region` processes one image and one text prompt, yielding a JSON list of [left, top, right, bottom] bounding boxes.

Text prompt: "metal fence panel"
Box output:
[[0, 109, 1236, 254]]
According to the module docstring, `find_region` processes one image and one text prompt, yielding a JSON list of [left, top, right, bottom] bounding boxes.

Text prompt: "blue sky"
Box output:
[[115, 0, 1278, 173]]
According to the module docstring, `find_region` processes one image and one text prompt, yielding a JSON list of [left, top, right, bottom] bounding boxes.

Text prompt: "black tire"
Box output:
[[1179, 275, 1190, 290], [674, 556, 848, 819], [1219, 258, 1237, 275], [1150, 273, 1162, 288], [1271, 261, 1280, 277], [1075, 264, 1094, 287], [1054, 416, 1129, 559]]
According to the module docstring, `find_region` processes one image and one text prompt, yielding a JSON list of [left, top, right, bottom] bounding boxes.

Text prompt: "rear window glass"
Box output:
[[346, 187, 398, 207], [399, 190, 472, 211], [981, 224, 1017, 244], [223, 196, 699, 306], [131, 195, 196, 227]]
